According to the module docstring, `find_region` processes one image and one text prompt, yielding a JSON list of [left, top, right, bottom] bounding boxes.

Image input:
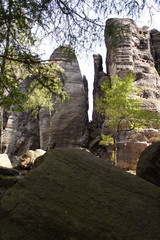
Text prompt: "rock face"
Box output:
[[19, 149, 46, 169], [1, 148, 160, 240], [40, 46, 88, 149], [2, 47, 88, 160], [136, 141, 160, 187], [89, 55, 111, 159], [92, 18, 160, 170], [92, 54, 109, 127], [3, 111, 40, 160], [0, 154, 12, 168], [150, 29, 160, 74], [0, 167, 19, 176]]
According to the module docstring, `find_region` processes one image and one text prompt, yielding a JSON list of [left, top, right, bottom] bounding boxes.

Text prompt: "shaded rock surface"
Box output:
[[136, 141, 160, 186], [0, 167, 20, 198], [2, 76, 40, 160], [0, 176, 19, 197], [92, 18, 160, 170], [1, 148, 160, 240], [0, 167, 19, 176], [92, 54, 109, 127], [150, 29, 160, 74], [2, 111, 40, 161]]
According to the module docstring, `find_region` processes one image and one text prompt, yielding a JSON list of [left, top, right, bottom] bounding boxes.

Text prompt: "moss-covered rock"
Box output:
[[1, 148, 160, 240]]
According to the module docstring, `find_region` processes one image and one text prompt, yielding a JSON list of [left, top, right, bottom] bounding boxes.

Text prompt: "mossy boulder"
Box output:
[[1, 148, 160, 240]]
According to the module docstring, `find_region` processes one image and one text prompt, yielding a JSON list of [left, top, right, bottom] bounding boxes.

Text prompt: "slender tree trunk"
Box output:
[[0, 107, 3, 153], [47, 108, 52, 150], [113, 138, 118, 165], [113, 139, 116, 165]]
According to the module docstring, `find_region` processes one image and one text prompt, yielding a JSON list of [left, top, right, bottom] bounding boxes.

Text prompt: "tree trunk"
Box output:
[[0, 107, 3, 153], [113, 137, 118, 165]]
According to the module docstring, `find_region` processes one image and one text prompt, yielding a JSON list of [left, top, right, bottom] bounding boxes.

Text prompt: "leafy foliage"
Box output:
[[0, 0, 160, 111], [97, 73, 160, 134], [96, 73, 160, 163], [100, 134, 114, 145], [0, 0, 69, 111], [24, 62, 68, 116]]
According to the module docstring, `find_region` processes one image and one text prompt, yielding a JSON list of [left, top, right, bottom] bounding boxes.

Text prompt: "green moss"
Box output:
[[0, 175, 17, 180]]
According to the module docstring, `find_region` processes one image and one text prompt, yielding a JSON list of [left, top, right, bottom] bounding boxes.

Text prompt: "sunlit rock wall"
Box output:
[[39, 47, 89, 149], [92, 18, 160, 170]]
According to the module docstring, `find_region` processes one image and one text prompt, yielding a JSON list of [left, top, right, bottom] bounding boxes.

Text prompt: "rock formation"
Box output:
[[2, 110, 40, 161], [136, 141, 160, 187], [0, 154, 12, 168], [40, 46, 88, 149], [1, 148, 160, 240], [1, 19, 160, 171], [2, 46, 89, 161], [19, 149, 46, 169], [150, 29, 160, 74], [92, 18, 160, 170], [92, 54, 109, 127]]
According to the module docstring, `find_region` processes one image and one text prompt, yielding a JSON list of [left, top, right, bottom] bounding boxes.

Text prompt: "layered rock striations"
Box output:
[[39, 47, 88, 149], [2, 47, 88, 160], [92, 18, 160, 169], [105, 18, 160, 113]]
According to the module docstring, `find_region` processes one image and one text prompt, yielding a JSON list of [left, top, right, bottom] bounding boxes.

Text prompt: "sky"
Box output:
[[38, 8, 160, 121]]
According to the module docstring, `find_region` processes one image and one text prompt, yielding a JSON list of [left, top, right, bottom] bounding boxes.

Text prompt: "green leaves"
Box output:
[[96, 72, 160, 163], [0, 0, 68, 113], [97, 72, 160, 141], [99, 134, 114, 146], [23, 62, 68, 116]]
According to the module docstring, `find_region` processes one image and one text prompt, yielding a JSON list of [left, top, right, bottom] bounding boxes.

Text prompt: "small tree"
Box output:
[[96, 73, 160, 164]]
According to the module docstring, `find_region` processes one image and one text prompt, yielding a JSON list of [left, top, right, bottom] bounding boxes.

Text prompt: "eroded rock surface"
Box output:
[[3, 111, 40, 160], [40, 46, 89, 149], [150, 29, 160, 74], [2, 47, 89, 161], [92, 54, 109, 128], [136, 141, 160, 186], [92, 18, 160, 169], [1, 148, 160, 240]]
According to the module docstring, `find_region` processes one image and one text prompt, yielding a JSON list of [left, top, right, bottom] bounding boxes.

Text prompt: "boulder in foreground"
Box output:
[[1, 148, 160, 240], [136, 141, 160, 186]]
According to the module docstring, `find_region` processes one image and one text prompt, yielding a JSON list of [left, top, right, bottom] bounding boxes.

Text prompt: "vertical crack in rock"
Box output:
[[150, 29, 160, 75]]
